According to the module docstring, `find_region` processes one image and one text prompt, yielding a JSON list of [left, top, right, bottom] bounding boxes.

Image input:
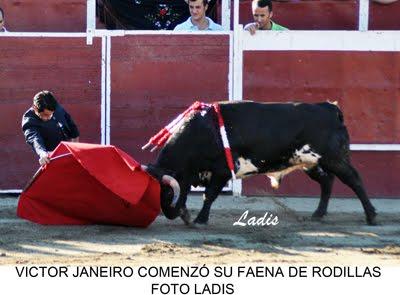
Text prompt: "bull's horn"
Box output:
[[161, 175, 181, 207], [141, 165, 148, 171]]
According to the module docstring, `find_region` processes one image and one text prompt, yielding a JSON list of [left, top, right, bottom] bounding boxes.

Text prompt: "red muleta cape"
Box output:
[[17, 142, 160, 227]]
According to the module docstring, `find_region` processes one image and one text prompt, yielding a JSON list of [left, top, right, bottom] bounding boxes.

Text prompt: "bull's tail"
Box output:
[[322, 101, 350, 159]]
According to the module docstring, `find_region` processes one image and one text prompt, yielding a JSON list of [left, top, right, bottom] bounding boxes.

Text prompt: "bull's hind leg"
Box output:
[[323, 161, 377, 225], [305, 166, 335, 220], [193, 174, 230, 225]]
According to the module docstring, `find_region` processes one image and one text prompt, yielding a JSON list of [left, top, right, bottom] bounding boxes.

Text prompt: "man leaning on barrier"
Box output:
[[174, 0, 223, 31], [22, 91, 80, 166], [245, 0, 288, 35]]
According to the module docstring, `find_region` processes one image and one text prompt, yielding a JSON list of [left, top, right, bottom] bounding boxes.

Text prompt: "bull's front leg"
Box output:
[[179, 182, 193, 225], [193, 174, 230, 225]]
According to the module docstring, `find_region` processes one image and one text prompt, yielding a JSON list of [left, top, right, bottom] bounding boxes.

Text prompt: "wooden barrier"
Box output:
[[0, 34, 398, 197], [370, 1, 400, 30]]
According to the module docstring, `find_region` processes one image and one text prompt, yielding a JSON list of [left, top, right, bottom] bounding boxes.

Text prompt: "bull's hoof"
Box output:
[[311, 210, 326, 221], [366, 212, 377, 226], [191, 221, 208, 229], [311, 215, 323, 222], [181, 217, 192, 226], [180, 208, 191, 226], [193, 216, 209, 227]]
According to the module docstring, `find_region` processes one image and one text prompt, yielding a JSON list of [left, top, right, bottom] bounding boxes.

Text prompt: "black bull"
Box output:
[[145, 101, 377, 225]]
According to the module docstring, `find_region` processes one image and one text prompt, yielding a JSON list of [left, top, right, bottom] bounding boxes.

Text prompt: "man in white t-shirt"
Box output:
[[174, 0, 223, 31]]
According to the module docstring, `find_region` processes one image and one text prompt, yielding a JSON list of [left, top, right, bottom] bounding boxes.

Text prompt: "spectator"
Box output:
[[244, 0, 288, 35], [174, 0, 223, 31], [372, 0, 399, 4], [0, 7, 7, 32], [22, 91, 80, 166]]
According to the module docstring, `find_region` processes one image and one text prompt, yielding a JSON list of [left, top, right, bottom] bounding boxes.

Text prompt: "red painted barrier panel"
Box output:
[[1, 0, 86, 32], [243, 50, 400, 197], [244, 51, 400, 143], [0, 37, 102, 189], [370, 1, 400, 30], [110, 35, 230, 165]]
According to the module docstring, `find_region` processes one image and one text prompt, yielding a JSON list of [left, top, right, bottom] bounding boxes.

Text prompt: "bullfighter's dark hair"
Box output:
[[33, 90, 58, 112], [253, 0, 273, 11], [0, 7, 4, 18], [188, 0, 209, 6]]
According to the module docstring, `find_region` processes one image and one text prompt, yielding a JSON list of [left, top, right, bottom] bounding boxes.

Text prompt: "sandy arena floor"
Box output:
[[0, 195, 399, 266]]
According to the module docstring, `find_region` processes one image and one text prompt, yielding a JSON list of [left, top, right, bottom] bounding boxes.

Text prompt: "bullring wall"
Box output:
[[0, 0, 399, 197], [0, 33, 399, 197]]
